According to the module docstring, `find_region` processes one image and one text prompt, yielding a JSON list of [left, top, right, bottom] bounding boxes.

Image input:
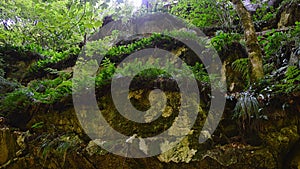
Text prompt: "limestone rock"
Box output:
[[0, 128, 21, 165], [158, 136, 197, 163], [278, 2, 300, 28]]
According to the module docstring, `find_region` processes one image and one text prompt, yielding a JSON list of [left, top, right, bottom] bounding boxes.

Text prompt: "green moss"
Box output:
[[261, 125, 299, 156]]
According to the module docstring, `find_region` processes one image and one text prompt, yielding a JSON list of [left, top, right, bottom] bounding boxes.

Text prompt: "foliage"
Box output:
[[263, 62, 276, 75], [74, 55, 210, 93], [30, 74, 72, 104], [0, 88, 32, 115], [258, 30, 288, 61], [95, 58, 116, 86], [255, 66, 300, 102], [210, 31, 242, 51], [170, 0, 237, 28], [1, 72, 72, 108], [40, 134, 82, 166], [0, 72, 72, 111], [233, 92, 260, 129], [106, 33, 164, 59], [190, 62, 210, 83], [105, 31, 206, 62], [1, 0, 299, 132], [253, 3, 277, 24], [276, 66, 300, 93], [31, 121, 44, 129], [292, 22, 300, 48], [115, 57, 169, 78], [115, 57, 210, 82], [83, 32, 167, 68], [163, 29, 210, 46], [29, 46, 80, 73], [285, 66, 300, 84], [0, 0, 107, 50], [258, 22, 300, 70], [232, 58, 250, 85]]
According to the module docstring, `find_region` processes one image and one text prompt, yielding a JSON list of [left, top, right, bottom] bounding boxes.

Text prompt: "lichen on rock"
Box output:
[[158, 136, 197, 163]]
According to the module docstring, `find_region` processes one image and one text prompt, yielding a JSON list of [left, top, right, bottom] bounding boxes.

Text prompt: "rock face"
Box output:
[[0, 128, 21, 165], [0, 89, 299, 169], [288, 141, 300, 169], [277, 2, 300, 28], [0, 10, 300, 168], [218, 42, 249, 92], [0, 49, 41, 83]]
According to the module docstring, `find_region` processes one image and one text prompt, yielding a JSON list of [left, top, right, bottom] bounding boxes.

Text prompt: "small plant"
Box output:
[[256, 65, 300, 96], [33, 80, 72, 104], [40, 134, 81, 166], [233, 92, 260, 130]]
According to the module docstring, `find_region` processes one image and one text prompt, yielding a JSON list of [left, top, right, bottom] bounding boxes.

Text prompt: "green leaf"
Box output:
[[84, 23, 94, 29], [31, 122, 44, 129], [94, 20, 103, 27], [36, 22, 44, 28]]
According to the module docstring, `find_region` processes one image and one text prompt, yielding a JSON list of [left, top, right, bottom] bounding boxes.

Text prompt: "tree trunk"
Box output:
[[232, 0, 264, 82]]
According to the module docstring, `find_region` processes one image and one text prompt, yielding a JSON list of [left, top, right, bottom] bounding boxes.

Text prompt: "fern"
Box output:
[[232, 58, 250, 84], [285, 66, 300, 84]]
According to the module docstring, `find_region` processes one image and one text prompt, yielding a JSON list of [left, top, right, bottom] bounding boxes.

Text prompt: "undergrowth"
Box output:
[[210, 31, 242, 52]]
